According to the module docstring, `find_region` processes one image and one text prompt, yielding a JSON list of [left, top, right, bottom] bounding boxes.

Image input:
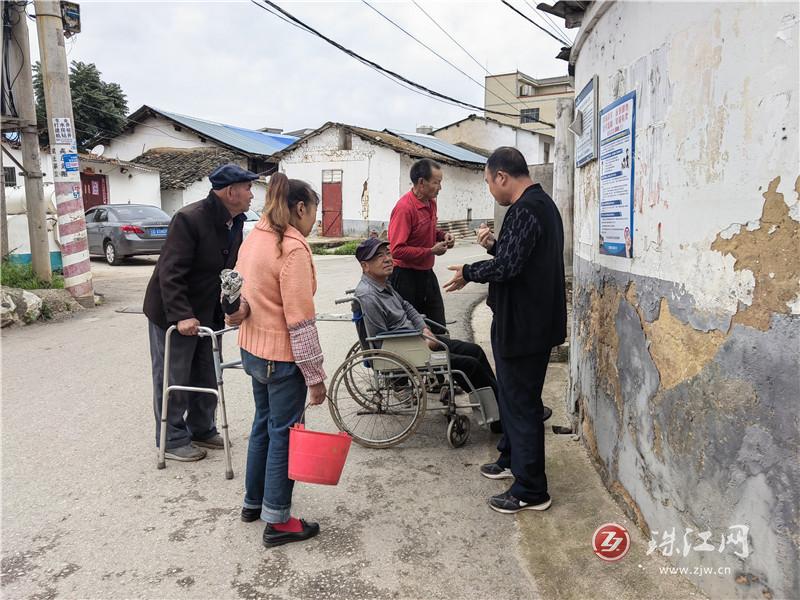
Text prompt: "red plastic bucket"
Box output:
[[288, 423, 352, 485]]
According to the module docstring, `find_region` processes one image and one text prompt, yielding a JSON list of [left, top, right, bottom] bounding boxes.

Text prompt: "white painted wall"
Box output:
[[398, 155, 494, 222], [433, 118, 546, 163], [2, 143, 55, 191], [104, 114, 216, 161], [2, 143, 162, 209], [80, 158, 161, 207], [573, 1, 799, 317], [280, 127, 402, 231], [279, 126, 493, 235]]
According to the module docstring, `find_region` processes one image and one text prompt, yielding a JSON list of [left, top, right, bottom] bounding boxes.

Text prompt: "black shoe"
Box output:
[[263, 520, 320, 548], [479, 462, 513, 480], [241, 507, 261, 523], [489, 490, 551, 514], [543, 406, 553, 422]]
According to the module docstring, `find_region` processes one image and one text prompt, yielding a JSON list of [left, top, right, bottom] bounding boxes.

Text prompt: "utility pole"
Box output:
[[554, 97, 574, 277], [34, 0, 93, 306], [1, 151, 8, 258], [8, 1, 51, 280]]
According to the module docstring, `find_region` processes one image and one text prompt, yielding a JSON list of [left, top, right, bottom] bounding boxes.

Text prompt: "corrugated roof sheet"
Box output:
[[145, 107, 298, 156], [387, 130, 488, 164]]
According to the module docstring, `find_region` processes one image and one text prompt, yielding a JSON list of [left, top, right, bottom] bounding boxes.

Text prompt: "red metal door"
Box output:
[[321, 170, 343, 237], [80, 173, 108, 210]]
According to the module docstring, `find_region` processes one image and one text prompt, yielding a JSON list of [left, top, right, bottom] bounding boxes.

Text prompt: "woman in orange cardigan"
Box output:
[[231, 173, 326, 548]]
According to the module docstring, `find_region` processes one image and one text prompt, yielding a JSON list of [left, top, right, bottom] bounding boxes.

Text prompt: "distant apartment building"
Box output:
[[484, 72, 573, 137]]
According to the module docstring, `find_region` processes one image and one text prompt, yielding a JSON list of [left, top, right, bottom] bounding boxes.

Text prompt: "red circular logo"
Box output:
[[592, 523, 630, 561]]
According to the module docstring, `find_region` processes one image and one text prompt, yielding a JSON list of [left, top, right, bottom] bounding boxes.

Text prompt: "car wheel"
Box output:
[[104, 241, 123, 266]]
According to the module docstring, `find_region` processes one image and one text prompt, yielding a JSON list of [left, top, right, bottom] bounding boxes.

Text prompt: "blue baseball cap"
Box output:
[[209, 164, 259, 190], [355, 238, 390, 262]]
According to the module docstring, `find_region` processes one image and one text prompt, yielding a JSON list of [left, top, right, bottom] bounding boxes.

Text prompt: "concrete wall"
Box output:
[[398, 155, 494, 224], [2, 143, 161, 209], [104, 115, 214, 161], [80, 159, 161, 207], [569, 3, 799, 599], [432, 117, 547, 163], [280, 126, 494, 236]]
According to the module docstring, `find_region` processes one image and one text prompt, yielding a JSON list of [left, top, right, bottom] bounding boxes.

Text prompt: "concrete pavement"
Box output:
[[1, 243, 537, 600], [2, 241, 706, 599]]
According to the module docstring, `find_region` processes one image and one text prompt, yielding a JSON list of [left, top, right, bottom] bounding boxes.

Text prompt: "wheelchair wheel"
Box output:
[[446, 414, 471, 448], [329, 349, 426, 448], [343, 341, 376, 410]]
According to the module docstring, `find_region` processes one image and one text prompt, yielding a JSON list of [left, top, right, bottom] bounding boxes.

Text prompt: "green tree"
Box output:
[[33, 60, 128, 150]]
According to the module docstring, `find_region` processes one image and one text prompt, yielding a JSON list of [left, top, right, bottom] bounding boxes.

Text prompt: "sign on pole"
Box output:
[[598, 91, 636, 258]]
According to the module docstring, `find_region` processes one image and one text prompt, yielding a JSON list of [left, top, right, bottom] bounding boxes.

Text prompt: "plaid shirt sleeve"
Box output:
[[288, 319, 326, 386]]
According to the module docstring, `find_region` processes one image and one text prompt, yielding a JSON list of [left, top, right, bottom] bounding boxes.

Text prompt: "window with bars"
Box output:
[[520, 108, 540, 124], [3, 167, 16, 186]]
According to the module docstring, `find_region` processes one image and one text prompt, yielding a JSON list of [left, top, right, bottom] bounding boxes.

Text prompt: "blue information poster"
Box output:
[[598, 91, 636, 258]]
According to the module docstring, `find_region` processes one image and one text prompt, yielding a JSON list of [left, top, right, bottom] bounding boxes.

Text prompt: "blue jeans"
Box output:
[[241, 349, 307, 523]]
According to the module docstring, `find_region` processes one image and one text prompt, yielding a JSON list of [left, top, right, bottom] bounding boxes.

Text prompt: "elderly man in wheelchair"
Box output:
[[326, 238, 500, 448]]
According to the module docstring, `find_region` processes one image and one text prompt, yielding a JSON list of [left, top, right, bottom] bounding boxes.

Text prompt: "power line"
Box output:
[[251, 0, 555, 127], [410, 0, 555, 132], [253, 0, 489, 117], [501, 0, 568, 45], [522, 0, 571, 44], [360, 0, 526, 117]]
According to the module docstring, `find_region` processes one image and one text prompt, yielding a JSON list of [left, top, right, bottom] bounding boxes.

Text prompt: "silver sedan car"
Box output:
[[84, 204, 171, 265]]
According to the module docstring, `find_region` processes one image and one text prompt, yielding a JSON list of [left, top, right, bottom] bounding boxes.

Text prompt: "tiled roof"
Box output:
[[131, 147, 245, 190], [271, 122, 485, 169], [123, 106, 297, 157]]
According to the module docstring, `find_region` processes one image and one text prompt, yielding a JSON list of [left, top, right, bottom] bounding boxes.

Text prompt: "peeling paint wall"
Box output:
[[280, 126, 495, 235], [570, 3, 799, 598]]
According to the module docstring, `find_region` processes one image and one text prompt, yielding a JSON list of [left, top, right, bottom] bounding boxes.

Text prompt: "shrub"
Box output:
[[1, 260, 65, 289], [329, 240, 362, 255]]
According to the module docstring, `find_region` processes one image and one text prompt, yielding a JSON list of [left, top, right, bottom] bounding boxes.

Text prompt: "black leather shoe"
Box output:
[[241, 508, 261, 523], [263, 520, 320, 548]]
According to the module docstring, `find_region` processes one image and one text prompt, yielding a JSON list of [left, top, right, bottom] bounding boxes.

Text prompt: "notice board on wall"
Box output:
[[598, 91, 636, 258]]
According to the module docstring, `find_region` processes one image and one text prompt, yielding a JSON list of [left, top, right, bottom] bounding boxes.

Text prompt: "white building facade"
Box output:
[[276, 125, 494, 237], [432, 115, 553, 165]]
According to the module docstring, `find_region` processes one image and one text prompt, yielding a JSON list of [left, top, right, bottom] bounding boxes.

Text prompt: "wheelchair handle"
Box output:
[[334, 296, 356, 305]]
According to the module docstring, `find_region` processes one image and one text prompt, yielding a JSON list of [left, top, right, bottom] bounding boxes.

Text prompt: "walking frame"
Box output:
[[157, 325, 241, 478]]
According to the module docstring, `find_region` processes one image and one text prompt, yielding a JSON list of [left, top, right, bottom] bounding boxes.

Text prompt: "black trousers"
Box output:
[[148, 320, 218, 449], [389, 266, 447, 334], [492, 321, 551, 502], [437, 337, 497, 395]]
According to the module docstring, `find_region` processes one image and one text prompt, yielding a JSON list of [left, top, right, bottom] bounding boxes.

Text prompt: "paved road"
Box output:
[[1, 242, 539, 599]]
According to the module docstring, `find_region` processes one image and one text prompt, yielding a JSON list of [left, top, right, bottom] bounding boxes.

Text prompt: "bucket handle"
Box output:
[[295, 401, 351, 438]]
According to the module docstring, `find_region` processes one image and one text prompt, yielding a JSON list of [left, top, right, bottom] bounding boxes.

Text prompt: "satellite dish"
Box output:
[[89, 144, 105, 157]]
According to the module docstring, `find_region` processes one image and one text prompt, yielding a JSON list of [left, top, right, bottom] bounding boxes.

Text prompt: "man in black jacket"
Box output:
[[143, 164, 257, 461], [444, 147, 566, 513]]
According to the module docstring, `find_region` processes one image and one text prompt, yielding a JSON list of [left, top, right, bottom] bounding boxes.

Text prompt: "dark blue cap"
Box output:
[[209, 163, 259, 190], [355, 238, 390, 262]]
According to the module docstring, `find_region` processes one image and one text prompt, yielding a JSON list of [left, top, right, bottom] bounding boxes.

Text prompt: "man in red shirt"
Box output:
[[388, 159, 454, 334]]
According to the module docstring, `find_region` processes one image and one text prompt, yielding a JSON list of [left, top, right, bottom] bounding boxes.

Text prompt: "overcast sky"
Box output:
[[27, 1, 574, 134]]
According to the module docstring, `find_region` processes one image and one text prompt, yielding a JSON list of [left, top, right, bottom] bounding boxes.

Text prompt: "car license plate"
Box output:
[[150, 228, 168, 237]]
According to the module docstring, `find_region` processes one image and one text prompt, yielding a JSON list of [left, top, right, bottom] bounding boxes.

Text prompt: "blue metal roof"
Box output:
[[152, 107, 298, 156], [387, 130, 488, 164]]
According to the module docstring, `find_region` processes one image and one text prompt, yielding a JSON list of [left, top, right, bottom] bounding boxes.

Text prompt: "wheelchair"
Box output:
[[325, 290, 500, 449]]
